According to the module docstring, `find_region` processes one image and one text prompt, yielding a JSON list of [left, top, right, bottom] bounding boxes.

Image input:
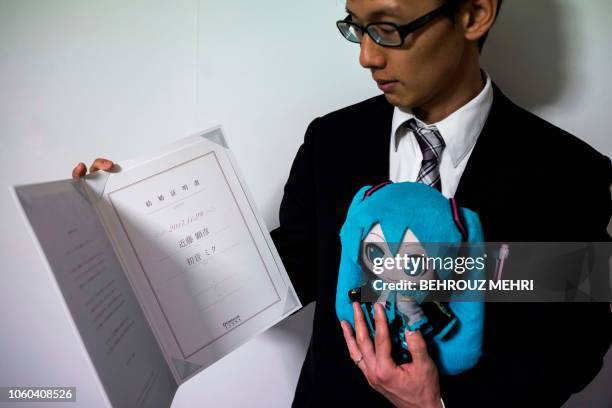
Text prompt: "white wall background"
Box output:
[[0, 0, 610, 407]]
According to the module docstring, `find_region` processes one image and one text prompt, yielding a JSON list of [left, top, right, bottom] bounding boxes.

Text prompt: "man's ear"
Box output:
[[459, 0, 499, 45]]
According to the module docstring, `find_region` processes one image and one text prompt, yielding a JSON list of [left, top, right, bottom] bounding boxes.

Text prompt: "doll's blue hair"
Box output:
[[335, 182, 485, 375]]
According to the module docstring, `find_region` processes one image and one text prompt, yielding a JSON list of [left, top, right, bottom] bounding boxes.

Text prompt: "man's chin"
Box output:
[[382, 92, 414, 110]]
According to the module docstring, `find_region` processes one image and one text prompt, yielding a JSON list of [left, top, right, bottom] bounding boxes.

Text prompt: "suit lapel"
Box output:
[[454, 83, 522, 240], [325, 95, 394, 235], [356, 96, 394, 185], [455, 84, 512, 206]]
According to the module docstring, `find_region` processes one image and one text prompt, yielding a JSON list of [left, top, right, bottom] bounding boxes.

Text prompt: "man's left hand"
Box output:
[[340, 302, 442, 408]]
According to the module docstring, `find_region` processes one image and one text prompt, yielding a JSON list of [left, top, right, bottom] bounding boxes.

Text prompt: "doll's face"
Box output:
[[360, 223, 435, 282]]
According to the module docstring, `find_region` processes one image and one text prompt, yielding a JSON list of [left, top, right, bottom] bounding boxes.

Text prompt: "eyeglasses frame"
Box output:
[[336, 3, 452, 48]]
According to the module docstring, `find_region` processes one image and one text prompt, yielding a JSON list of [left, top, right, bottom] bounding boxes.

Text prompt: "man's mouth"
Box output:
[[375, 79, 398, 92]]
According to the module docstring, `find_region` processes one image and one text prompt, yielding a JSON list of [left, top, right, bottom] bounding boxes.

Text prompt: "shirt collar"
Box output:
[[391, 72, 494, 167]]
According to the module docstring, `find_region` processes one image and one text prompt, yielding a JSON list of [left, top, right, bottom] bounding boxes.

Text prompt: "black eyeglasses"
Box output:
[[336, 3, 450, 48]]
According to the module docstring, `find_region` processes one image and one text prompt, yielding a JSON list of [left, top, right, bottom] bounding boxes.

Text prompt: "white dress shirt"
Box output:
[[389, 74, 494, 198]]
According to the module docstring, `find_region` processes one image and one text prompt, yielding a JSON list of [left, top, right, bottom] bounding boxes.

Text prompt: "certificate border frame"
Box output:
[[107, 150, 281, 360]]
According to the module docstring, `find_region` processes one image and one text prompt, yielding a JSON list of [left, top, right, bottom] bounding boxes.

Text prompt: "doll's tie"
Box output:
[[404, 118, 445, 192]]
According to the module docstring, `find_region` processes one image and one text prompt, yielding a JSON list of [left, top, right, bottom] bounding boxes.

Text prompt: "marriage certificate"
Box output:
[[14, 128, 301, 408]]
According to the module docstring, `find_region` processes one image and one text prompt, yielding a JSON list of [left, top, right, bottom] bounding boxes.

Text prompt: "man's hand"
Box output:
[[71, 158, 114, 179], [340, 302, 442, 408]]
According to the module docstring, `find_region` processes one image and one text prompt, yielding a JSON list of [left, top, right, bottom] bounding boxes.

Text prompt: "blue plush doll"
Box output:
[[335, 182, 485, 375]]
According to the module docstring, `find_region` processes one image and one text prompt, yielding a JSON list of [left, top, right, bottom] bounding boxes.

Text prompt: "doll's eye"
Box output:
[[365, 243, 385, 264]]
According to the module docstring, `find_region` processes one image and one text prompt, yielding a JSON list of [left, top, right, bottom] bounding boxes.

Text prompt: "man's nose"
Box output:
[[359, 34, 386, 70]]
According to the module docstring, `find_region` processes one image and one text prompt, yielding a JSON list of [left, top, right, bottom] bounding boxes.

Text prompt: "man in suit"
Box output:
[[268, 0, 612, 407], [73, 0, 611, 406]]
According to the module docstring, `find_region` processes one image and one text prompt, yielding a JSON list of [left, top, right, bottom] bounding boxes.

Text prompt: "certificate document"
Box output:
[[13, 128, 301, 408]]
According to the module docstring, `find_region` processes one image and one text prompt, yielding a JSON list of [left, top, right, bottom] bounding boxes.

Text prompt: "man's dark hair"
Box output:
[[446, 0, 503, 51]]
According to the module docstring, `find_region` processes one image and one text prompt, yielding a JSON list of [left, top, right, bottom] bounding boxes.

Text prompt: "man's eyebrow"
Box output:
[[344, 6, 402, 21]]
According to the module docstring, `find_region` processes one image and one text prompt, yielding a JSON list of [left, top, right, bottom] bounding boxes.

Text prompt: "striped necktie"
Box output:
[[403, 118, 446, 192]]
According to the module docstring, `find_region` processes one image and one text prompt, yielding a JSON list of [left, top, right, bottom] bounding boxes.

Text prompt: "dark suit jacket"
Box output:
[[270, 84, 612, 407]]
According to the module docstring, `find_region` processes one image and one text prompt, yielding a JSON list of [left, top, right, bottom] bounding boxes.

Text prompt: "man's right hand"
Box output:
[[71, 158, 114, 179]]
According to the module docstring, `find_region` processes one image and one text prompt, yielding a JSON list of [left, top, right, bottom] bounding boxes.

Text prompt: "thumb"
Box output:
[[405, 329, 430, 365]]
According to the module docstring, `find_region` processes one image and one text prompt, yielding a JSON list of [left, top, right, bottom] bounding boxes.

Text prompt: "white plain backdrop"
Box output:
[[1, 1, 611, 407]]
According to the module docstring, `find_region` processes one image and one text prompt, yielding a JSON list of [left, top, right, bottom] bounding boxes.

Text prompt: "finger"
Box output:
[[72, 162, 87, 179], [404, 329, 430, 366], [89, 158, 114, 173], [340, 321, 367, 374], [352, 302, 376, 366], [373, 303, 396, 372]]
